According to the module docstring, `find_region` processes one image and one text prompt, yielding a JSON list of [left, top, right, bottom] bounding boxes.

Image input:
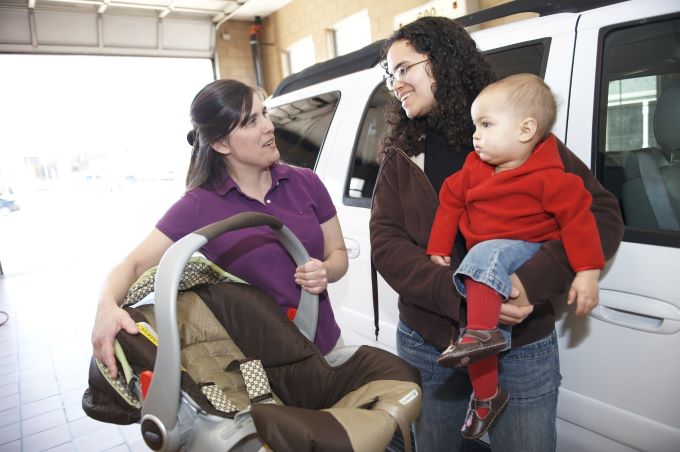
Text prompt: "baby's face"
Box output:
[[470, 89, 534, 171]]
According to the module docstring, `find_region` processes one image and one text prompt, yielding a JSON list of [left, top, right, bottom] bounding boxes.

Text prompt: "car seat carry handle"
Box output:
[[191, 212, 319, 341], [142, 212, 318, 451]]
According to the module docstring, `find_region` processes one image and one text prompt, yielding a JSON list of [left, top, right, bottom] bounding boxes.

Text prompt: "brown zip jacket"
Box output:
[[369, 138, 624, 350]]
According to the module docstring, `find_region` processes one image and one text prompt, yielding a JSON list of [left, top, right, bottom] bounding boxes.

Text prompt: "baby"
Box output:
[[427, 73, 604, 439]]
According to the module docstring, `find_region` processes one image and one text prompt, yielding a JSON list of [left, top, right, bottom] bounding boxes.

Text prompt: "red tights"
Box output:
[[464, 278, 503, 417]]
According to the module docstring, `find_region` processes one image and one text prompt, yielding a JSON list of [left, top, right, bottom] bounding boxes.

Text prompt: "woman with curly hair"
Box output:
[[369, 16, 624, 451]]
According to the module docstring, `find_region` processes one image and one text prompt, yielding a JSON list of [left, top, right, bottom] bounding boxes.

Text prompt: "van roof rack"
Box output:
[[272, 39, 386, 97], [457, 0, 622, 27], [271, 0, 623, 97]]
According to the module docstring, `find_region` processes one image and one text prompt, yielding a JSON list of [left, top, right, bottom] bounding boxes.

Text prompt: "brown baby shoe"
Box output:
[[461, 387, 509, 440], [436, 328, 507, 368]]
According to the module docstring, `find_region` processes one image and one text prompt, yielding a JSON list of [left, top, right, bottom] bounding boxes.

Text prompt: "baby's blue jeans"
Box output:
[[454, 239, 542, 349]]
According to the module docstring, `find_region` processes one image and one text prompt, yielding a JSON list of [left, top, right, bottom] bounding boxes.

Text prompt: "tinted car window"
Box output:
[[596, 17, 680, 245], [344, 84, 391, 208], [268, 91, 340, 169], [484, 41, 548, 78]]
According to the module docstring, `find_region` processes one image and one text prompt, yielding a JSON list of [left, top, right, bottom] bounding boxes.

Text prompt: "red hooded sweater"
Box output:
[[427, 134, 604, 272]]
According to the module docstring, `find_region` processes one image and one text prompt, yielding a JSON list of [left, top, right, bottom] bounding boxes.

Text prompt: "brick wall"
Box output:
[[215, 20, 257, 86], [258, 0, 429, 94], [216, 0, 509, 94]]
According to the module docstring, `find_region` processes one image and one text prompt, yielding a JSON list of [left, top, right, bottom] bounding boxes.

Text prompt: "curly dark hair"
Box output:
[[380, 16, 496, 156]]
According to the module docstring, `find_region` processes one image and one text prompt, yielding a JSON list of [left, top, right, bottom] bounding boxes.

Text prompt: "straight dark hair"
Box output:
[[185, 79, 256, 191]]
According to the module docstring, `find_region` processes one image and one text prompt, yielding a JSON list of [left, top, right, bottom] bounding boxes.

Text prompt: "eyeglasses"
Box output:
[[383, 59, 429, 91]]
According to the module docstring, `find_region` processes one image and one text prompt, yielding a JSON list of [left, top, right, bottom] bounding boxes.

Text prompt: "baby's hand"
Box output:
[[429, 255, 451, 266], [567, 269, 601, 316]]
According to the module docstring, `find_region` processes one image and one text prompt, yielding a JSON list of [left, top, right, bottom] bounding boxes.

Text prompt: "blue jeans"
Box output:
[[454, 240, 542, 351], [397, 321, 560, 452], [454, 240, 542, 300]]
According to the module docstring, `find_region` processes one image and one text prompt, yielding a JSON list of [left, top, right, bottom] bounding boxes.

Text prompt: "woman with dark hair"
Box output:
[[369, 16, 623, 451], [92, 79, 348, 379]]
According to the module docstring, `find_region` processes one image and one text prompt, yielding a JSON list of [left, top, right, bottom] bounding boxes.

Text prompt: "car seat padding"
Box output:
[[196, 281, 422, 451], [116, 304, 247, 418], [251, 404, 354, 452], [196, 282, 421, 409], [127, 291, 286, 413]]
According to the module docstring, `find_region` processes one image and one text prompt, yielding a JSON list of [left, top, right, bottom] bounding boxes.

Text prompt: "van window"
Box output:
[[344, 84, 390, 208], [484, 40, 548, 78], [268, 92, 340, 169], [596, 16, 680, 245]]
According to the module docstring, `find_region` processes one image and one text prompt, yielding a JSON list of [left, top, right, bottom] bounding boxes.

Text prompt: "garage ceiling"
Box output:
[[0, 0, 292, 57]]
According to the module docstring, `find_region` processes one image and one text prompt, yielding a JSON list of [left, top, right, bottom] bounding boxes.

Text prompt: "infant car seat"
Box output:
[[82, 212, 422, 451]]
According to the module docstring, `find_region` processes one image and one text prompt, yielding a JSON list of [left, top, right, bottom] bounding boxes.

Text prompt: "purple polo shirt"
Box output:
[[156, 163, 341, 354]]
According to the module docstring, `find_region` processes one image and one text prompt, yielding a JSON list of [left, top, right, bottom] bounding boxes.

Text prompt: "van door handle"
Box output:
[[590, 290, 680, 334], [344, 238, 360, 259]]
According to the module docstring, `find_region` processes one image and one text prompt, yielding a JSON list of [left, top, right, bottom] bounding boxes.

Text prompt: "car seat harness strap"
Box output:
[[227, 358, 276, 405], [372, 400, 413, 452], [201, 358, 276, 415], [201, 384, 239, 414], [241, 359, 276, 404]]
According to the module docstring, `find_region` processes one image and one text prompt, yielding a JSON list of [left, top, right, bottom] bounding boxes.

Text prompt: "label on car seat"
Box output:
[[136, 322, 158, 347], [399, 388, 419, 405]]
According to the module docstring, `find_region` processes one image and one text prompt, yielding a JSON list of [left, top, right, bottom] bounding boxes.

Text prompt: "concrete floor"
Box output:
[[0, 186, 174, 452], [0, 268, 149, 451]]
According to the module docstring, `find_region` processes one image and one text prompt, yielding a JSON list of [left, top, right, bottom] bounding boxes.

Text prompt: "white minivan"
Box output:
[[266, 1, 680, 450]]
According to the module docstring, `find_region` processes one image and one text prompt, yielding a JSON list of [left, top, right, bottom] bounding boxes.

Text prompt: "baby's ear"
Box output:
[[518, 117, 538, 143]]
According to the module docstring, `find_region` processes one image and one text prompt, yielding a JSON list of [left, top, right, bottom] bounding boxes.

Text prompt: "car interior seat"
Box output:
[[82, 212, 422, 452], [621, 82, 680, 230]]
